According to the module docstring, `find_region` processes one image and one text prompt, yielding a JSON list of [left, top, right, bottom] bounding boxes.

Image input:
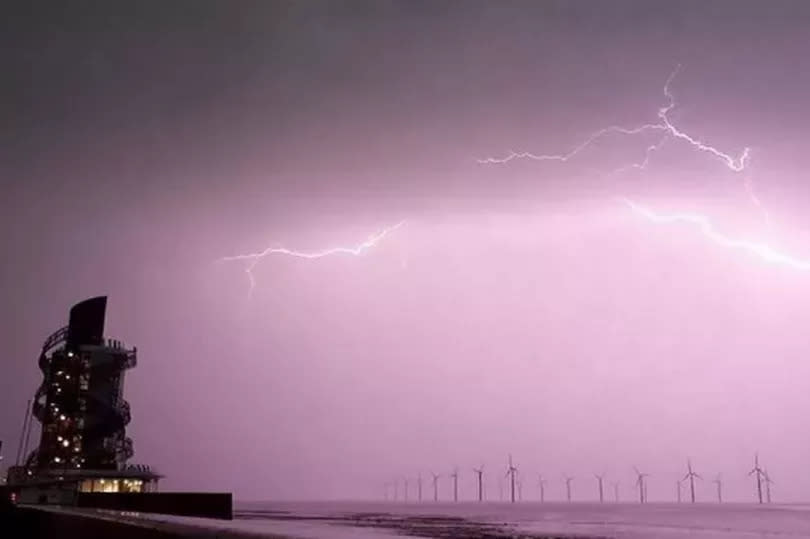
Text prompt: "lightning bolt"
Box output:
[[479, 64, 806, 269], [622, 199, 810, 270], [478, 65, 754, 199], [220, 221, 406, 296]]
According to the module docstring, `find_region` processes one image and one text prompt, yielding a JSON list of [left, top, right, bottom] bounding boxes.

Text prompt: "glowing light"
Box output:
[[623, 199, 810, 270], [59, 414, 66, 421], [54, 457, 61, 463], [220, 221, 406, 294], [62, 440, 69, 447]]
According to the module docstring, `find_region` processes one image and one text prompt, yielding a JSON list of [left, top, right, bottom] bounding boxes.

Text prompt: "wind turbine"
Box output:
[[633, 467, 649, 504], [517, 475, 523, 502], [683, 459, 701, 503], [394, 478, 399, 502], [612, 481, 620, 502], [431, 472, 440, 502], [676, 478, 682, 503], [594, 473, 605, 503], [505, 455, 518, 503], [713, 474, 723, 503], [417, 473, 423, 502], [473, 465, 484, 502], [537, 474, 547, 503], [564, 475, 574, 503], [451, 468, 459, 502], [748, 453, 765, 504], [764, 468, 774, 504], [404, 478, 409, 502]]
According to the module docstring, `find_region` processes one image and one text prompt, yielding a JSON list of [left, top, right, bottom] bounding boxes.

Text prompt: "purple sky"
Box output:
[[3, 1, 810, 502]]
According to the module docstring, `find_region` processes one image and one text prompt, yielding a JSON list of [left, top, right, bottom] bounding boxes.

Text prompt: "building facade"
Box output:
[[7, 297, 160, 502]]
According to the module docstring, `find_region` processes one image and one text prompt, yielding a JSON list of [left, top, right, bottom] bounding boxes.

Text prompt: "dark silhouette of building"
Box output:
[[7, 297, 160, 502]]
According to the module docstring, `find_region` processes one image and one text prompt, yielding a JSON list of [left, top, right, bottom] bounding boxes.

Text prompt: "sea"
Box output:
[[121, 500, 810, 538]]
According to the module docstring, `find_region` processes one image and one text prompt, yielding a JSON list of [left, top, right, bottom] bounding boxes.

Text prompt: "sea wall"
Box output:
[[77, 492, 233, 520]]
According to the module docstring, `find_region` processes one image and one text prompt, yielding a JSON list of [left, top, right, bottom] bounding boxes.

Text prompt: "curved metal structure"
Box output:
[[25, 297, 137, 471]]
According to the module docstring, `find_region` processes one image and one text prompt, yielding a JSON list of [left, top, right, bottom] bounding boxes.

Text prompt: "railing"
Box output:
[[42, 326, 68, 354]]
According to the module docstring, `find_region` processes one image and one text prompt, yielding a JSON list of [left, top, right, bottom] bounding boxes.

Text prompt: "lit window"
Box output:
[[62, 440, 69, 447], [59, 414, 66, 420], [54, 457, 61, 463], [66, 375, 71, 380], [57, 436, 63, 442]]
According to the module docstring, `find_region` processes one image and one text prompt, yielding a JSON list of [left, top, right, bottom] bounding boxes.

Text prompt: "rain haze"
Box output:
[[3, 0, 810, 508]]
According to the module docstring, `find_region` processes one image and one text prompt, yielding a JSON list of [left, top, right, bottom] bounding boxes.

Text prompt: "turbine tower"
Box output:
[[393, 478, 399, 502], [404, 477, 409, 502], [517, 476, 523, 501], [764, 468, 774, 504], [431, 472, 440, 502], [537, 474, 546, 503], [594, 473, 605, 503], [473, 465, 484, 502], [612, 481, 620, 502], [564, 475, 574, 502], [748, 454, 765, 504], [683, 459, 701, 503], [451, 467, 459, 502], [713, 474, 722, 503], [505, 455, 518, 503], [417, 473, 423, 502], [633, 467, 649, 504], [676, 478, 682, 503]]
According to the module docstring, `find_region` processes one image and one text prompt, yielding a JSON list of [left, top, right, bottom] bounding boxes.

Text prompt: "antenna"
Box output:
[[748, 453, 765, 504], [564, 475, 574, 503], [15, 400, 31, 466], [683, 459, 702, 503], [473, 465, 484, 502], [633, 467, 649, 504], [594, 473, 605, 503]]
